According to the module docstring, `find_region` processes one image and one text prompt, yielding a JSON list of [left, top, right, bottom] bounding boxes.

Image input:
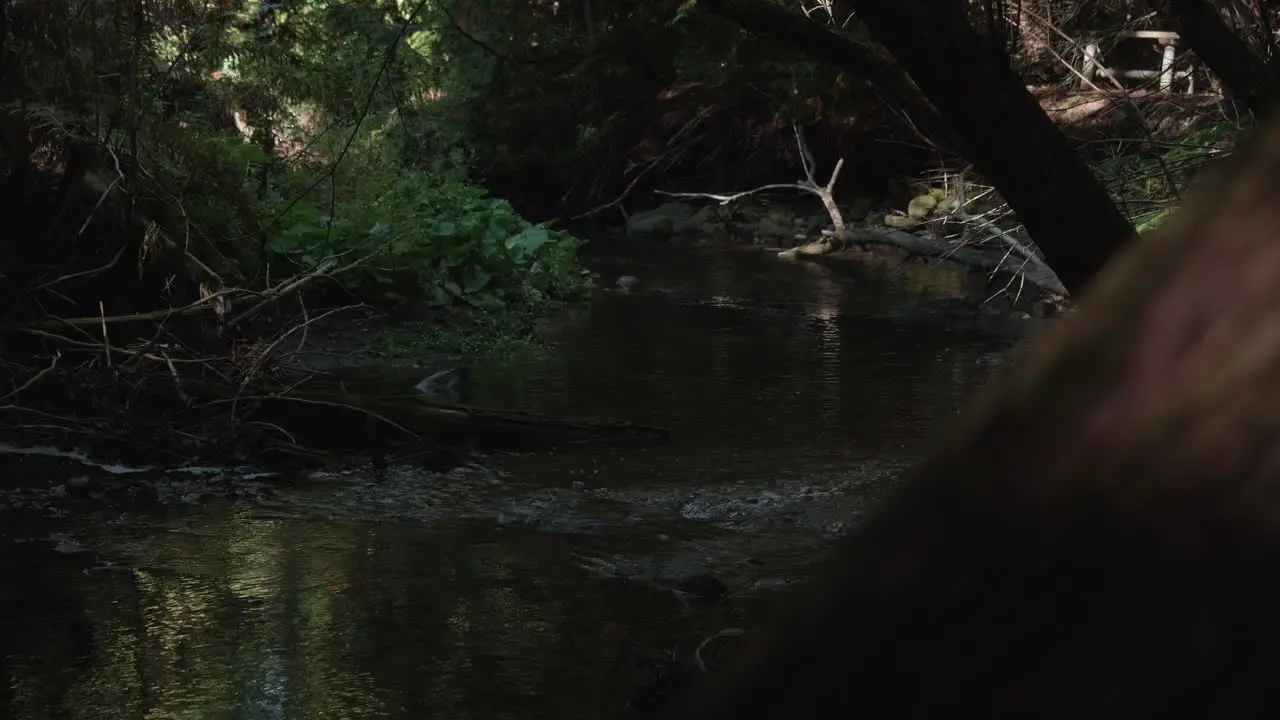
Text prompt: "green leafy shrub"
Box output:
[[261, 162, 592, 309], [1097, 119, 1251, 235]]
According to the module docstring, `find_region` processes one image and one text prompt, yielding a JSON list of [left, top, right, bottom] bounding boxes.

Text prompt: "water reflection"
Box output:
[[0, 244, 1030, 719], [472, 245, 1020, 484], [4, 511, 714, 719]]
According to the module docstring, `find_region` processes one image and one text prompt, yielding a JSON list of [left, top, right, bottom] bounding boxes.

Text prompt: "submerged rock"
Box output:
[[627, 203, 695, 239], [413, 367, 468, 403], [673, 572, 728, 613]]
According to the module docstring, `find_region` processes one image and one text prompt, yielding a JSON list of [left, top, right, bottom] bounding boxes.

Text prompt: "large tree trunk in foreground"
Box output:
[[832, 0, 1134, 295], [672, 118, 1280, 716], [1166, 0, 1280, 118]]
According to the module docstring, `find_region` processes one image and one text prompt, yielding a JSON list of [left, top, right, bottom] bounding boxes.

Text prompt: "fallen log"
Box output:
[[243, 388, 671, 455], [843, 225, 1067, 296], [779, 226, 1068, 297], [672, 120, 1280, 715]]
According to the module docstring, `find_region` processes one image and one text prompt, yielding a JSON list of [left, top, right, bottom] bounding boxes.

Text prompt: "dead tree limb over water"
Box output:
[[672, 117, 1280, 716], [701, 0, 1135, 294]]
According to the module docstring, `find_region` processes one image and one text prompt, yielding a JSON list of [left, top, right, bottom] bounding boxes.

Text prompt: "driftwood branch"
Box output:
[[658, 123, 1066, 297], [658, 122, 847, 233]]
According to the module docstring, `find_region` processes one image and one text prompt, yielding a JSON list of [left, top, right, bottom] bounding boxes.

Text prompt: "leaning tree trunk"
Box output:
[[833, 0, 1134, 295], [1165, 0, 1280, 118], [699, 0, 956, 149], [672, 118, 1280, 717]]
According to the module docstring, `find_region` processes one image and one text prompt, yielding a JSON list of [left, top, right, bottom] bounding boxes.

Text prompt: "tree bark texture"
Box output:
[[672, 117, 1280, 717]]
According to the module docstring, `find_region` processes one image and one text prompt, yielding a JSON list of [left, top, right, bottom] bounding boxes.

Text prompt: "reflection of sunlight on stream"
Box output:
[[0, 245, 1032, 720]]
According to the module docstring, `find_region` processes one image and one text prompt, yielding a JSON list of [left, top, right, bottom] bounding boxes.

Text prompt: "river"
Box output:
[[0, 244, 1032, 719]]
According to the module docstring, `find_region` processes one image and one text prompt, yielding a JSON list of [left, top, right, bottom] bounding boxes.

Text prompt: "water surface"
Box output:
[[0, 244, 1031, 719]]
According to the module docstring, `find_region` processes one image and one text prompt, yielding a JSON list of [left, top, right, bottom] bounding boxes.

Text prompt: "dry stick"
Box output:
[[20, 329, 213, 362], [694, 629, 749, 675], [657, 122, 848, 233], [118, 320, 179, 372], [20, 287, 251, 329], [231, 303, 364, 420], [73, 143, 129, 239], [291, 293, 311, 358], [243, 420, 299, 444], [215, 394, 422, 444], [0, 351, 61, 403], [98, 300, 111, 368], [0, 405, 88, 427], [1018, 5, 1182, 199], [76, 176, 121, 238], [169, 197, 226, 286], [570, 106, 714, 222], [160, 351, 189, 405], [252, 303, 363, 381], [34, 242, 127, 291], [225, 254, 370, 330], [951, 171, 1041, 263], [656, 121, 1063, 294]]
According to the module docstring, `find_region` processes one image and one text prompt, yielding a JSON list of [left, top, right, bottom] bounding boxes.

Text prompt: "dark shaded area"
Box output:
[[1167, 0, 1280, 118], [672, 120, 1280, 717], [697, 0, 954, 148], [0, 545, 97, 718]]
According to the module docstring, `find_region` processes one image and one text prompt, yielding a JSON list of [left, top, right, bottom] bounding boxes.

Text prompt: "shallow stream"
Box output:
[[0, 244, 1033, 719]]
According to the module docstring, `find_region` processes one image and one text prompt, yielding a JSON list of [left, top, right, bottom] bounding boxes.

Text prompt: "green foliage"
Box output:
[[5, 0, 591, 315], [261, 157, 591, 309], [1096, 119, 1252, 235]]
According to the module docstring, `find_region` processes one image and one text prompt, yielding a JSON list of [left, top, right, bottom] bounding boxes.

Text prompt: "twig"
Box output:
[[218, 394, 422, 443], [0, 351, 61, 402], [243, 421, 298, 444], [19, 286, 250, 329], [694, 628, 747, 674], [98, 301, 111, 368], [77, 177, 121, 238], [571, 106, 714, 223], [292, 294, 311, 357], [20, 328, 212, 362], [658, 123, 848, 233], [34, 242, 127, 291], [225, 255, 370, 329], [161, 351, 189, 405], [236, 303, 362, 401], [1018, 5, 1181, 199]]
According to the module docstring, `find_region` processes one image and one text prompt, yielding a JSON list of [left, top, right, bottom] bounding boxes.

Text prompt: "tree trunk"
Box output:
[[698, 0, 956, 149], [1165, 0, 1280, 117], [672, 119, 1280, 716], [828, 0, 1133, 295]]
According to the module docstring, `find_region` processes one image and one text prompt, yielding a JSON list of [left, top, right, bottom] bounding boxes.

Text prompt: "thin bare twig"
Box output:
[[0, 351, 61, 402]]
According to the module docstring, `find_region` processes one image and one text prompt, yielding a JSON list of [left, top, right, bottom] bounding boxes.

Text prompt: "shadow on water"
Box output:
[[0, 244, 1032, 719]]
